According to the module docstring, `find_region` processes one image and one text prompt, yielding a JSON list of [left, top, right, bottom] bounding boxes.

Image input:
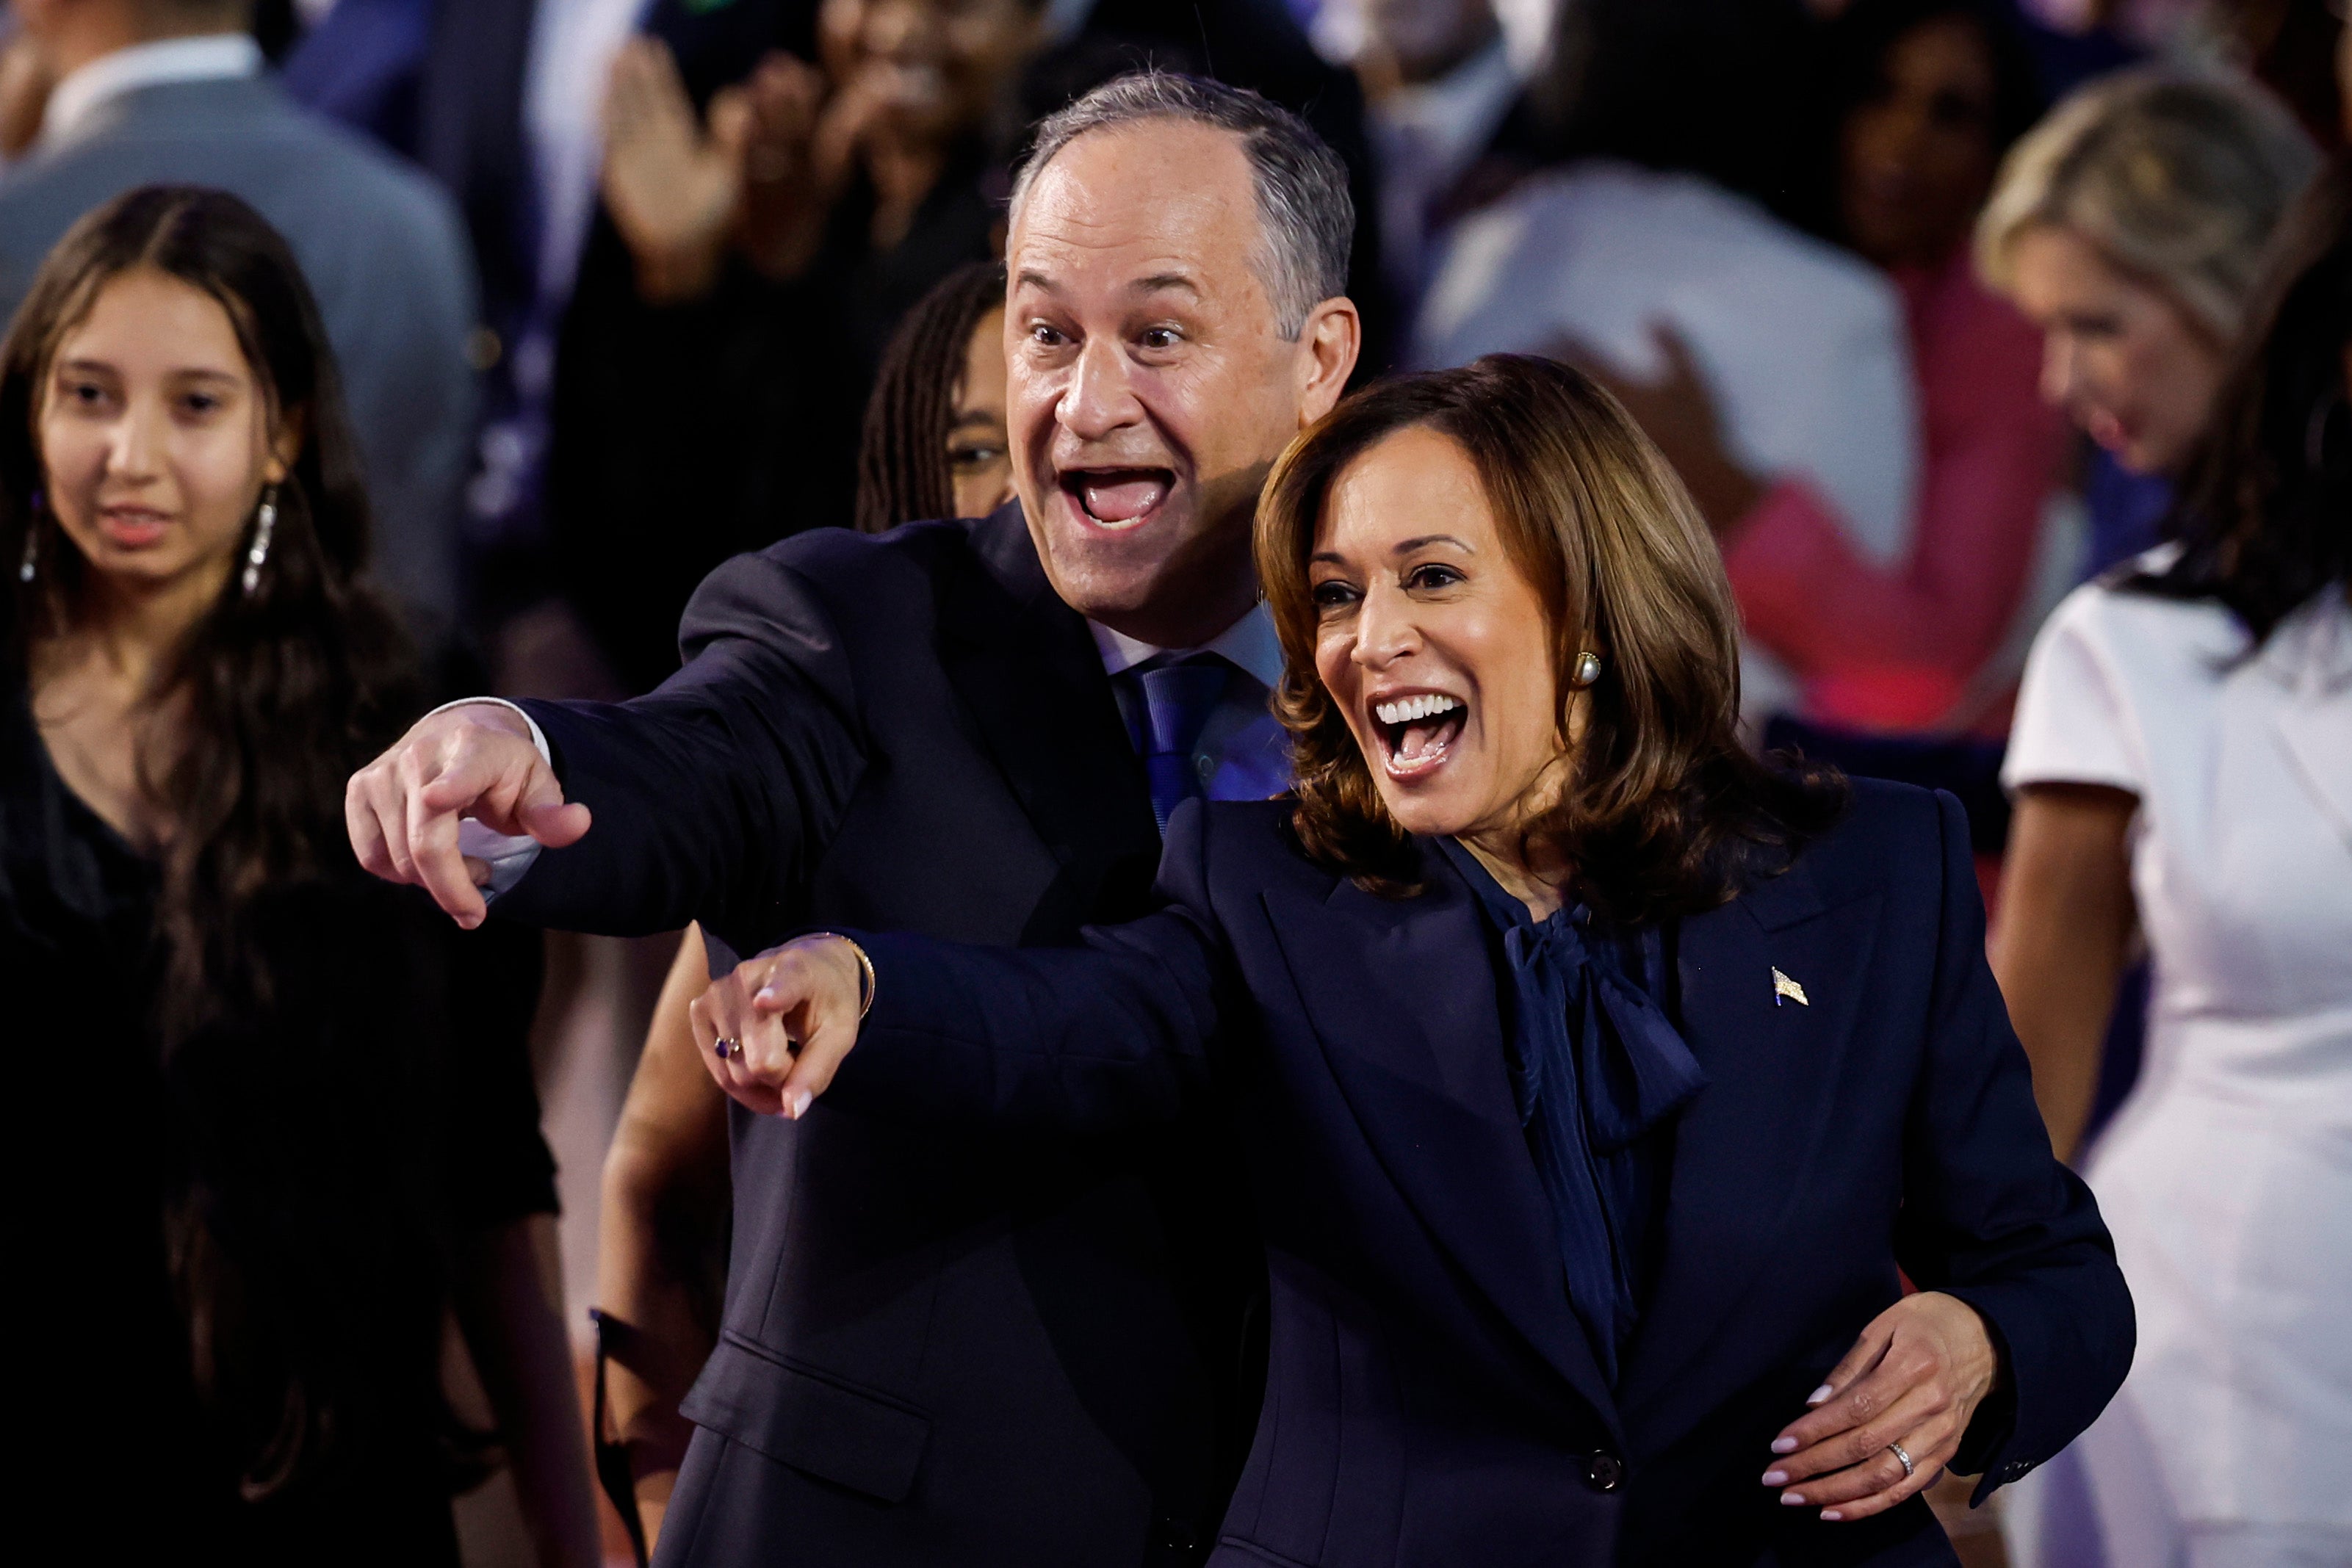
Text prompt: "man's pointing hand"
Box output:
[[346, 701, 592, 928]]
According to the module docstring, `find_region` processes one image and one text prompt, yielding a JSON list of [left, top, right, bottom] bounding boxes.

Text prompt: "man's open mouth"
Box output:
[[1371, 692, 1466, 778], [1061, 467, 1175, 530]]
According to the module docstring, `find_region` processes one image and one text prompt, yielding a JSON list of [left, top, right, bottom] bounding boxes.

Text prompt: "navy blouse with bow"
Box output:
[[1437, 839, 1710, 1385]]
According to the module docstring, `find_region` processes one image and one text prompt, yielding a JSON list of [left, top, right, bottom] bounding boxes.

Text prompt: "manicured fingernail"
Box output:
[[1806, 1384, 1834, 1406], [1761, 1470, 1788, 1486], [1780, 1492, 1806, 1507], [1771, 1437, 1799, 1455], [1821, 1510, 1844, 1522], [787, 1088, 812, 1119]]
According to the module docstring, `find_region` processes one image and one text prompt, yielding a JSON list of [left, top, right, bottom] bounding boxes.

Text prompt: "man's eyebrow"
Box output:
[[1131, 272, 1200, 297], [1013, 268, 1058, 294]]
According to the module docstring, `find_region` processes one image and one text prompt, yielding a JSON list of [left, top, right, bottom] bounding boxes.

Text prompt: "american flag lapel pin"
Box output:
[[1772, 967, 1809, 1008]]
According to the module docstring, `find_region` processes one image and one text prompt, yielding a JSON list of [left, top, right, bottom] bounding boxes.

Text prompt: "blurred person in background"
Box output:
[[0, 187, 594, 1566], [1412, 0, 1922, 727], [0, 0, 477, 626], [590, 256, 1013, 1558], [1583, 0, 2065, 745], [549, 0, 1050, 694], [1348, 0, 1528, 317], [1991, 155, 2352, 1568], [1978, 69, 2318, 577], [853, 258, 1014, 532]]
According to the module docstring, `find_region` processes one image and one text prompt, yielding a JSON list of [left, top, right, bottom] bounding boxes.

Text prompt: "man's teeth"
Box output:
[[1374, 694, 1463, 726]]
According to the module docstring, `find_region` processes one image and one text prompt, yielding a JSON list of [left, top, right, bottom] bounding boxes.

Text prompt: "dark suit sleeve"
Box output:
[[825, 801, 1232, 1132], [497, 549, 866, 942], [1892, 790, 2135, 1500]]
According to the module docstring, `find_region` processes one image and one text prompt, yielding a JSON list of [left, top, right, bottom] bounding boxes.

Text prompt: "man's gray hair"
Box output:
[[1009, 71, 1355, 339]]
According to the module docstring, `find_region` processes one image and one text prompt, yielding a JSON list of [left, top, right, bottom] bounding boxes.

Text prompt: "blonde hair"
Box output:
[[1976, 71, 2317, 342]]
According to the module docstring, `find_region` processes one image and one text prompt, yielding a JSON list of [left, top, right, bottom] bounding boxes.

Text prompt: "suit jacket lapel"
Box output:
[[937, 506, 1163, 931], [1262, 859, 1622, 1437], [1617, 859, 1882, 1442]]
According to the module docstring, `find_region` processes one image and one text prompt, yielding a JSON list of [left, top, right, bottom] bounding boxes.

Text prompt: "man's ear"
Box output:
[[1294, 296, 1361, 427], [263, 405, 307, 485]]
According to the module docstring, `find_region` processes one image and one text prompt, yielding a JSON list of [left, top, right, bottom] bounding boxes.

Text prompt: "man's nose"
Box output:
[[1056, 336, 1144, 443]]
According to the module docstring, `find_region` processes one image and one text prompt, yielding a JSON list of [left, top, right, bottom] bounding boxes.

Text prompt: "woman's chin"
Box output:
[[1370, 776, 1481, 842]]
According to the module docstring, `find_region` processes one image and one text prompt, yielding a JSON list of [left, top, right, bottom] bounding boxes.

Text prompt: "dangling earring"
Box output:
[[18, 490, 42, 584], [242, 484, 278, 596], [1571, 649, 1603, 689]]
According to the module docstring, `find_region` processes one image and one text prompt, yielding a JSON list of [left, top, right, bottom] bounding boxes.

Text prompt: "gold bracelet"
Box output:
[[812, 931, 876, 1019]]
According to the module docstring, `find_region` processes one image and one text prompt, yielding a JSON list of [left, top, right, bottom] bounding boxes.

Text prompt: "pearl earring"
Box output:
[[1572, 650, 1603, 688], [242, 485, 278, 596]]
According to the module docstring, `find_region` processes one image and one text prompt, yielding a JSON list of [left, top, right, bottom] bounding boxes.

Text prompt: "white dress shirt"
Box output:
[[38, 33, 263, 149]]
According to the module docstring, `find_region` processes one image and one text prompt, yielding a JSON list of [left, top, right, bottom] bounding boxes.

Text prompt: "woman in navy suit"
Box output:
[[693, 355, 2132, 1566]]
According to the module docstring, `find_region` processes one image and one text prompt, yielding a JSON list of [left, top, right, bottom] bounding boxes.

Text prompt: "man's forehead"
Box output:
[[1008, 120, 1260, 283]]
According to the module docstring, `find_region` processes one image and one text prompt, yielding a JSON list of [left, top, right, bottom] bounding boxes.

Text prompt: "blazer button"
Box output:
[[1586, 1452, 1625, 1492]]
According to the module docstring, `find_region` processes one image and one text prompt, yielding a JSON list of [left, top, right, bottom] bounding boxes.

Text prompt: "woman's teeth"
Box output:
[[1374, 693, 1462, 725], [1374, 693, 1467, 774]]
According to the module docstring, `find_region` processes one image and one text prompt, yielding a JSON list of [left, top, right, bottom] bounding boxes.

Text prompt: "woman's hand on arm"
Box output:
[[1988, 784, 2138, 1163], [596, 925, 733, 1553], [1759, 1291, 2003, 1522], [690, 933, 870, 1119]]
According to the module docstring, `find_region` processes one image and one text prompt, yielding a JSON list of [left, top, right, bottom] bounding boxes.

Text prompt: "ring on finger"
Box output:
[[714, 1037, 737, 1061], [1887, 1442, 1915, 1479]]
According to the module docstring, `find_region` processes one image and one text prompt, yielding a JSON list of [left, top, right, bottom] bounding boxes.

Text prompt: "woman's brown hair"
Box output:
[[1258, 354, 1844, 923]]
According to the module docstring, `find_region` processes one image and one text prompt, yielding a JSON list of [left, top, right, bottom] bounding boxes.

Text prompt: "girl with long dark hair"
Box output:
[[0, 187, 596, 1564]]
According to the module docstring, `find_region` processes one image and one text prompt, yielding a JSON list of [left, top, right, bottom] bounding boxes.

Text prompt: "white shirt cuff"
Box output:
[[426, 697, 552, 900]]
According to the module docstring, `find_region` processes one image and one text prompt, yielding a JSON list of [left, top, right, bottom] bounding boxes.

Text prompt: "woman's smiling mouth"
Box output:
[[1371, 690, 1467, 779]]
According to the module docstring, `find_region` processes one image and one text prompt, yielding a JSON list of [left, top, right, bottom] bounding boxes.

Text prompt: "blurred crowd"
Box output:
[[0, 0, 2344, 1564]]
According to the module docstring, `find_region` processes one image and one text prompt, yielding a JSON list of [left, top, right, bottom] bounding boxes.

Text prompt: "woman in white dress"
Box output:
[[1993, 159, 2352, 1567]]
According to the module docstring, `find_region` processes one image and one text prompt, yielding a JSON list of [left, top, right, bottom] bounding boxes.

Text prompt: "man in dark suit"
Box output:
[[347, 72, 1361, 1567]]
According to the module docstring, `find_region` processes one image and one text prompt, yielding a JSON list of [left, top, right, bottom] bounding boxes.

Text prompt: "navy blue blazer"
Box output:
[[836, 784, 2134, 1567]]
